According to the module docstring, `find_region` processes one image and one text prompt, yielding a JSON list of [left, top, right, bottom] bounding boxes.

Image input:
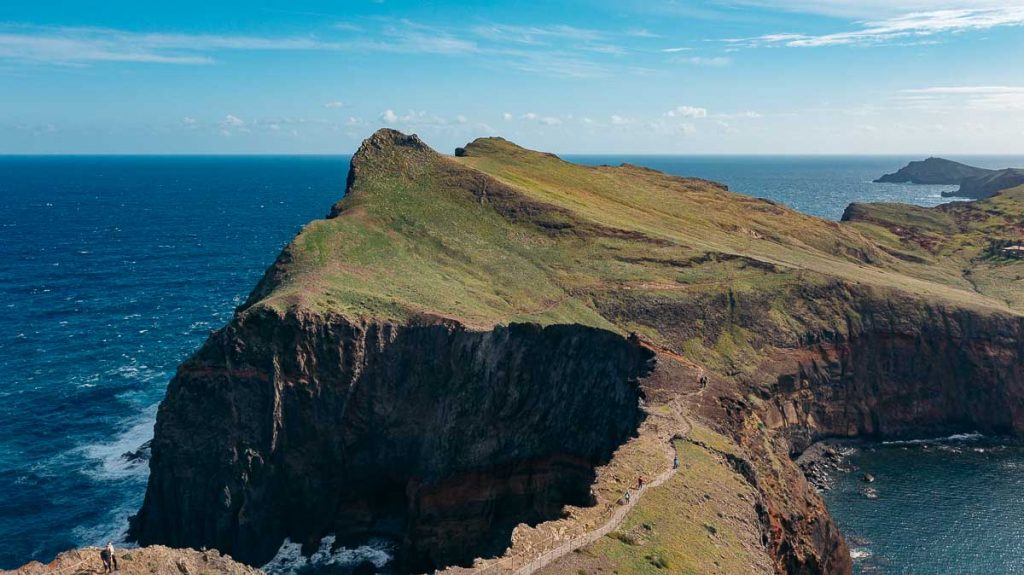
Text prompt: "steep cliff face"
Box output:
[[131, 307, 653, 571], [763, 298, 1024, 447]]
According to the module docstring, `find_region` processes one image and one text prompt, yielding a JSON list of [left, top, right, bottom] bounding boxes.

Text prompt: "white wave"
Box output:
[[78, 403, 157, 481], [262, 535, 394, 575], [881, 432, 983, 446], [849, 547, 872, 560]]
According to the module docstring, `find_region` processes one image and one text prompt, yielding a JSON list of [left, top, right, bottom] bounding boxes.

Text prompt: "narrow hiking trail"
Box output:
[[508, 441, 680, 575], [444, 346, 708, 575]]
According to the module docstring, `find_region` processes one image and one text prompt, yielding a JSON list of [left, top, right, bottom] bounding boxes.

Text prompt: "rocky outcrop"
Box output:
[[761, 296, 1024, 449], [875, 157, 993, 184], [4, 546, 259, 575], [130, 307, 653, 572], [875, 157, 1024, 199], [949, 168, 1024, 199]]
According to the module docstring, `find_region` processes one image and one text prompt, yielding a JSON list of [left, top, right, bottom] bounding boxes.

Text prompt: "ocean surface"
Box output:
[[822, 435, 1024, 575], [1, 153, 1022, 571]]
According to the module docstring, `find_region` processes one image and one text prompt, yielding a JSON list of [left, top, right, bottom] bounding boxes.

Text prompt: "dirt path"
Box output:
[[453, 347, 706, 575], [508, 440, 679, 575]]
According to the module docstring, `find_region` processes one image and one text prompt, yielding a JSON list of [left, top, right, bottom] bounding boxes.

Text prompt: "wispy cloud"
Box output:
[[0, 20, 644, 78], [899, 86, 1024, 111], [470, 24, 602, 45], [0, 24, 358, 65], [322, 101, 345, 109], [666, 106, 708, 119], [673, 55, 731, 66], [732, 7, 1024, 48], [659, 47, 692, 53], [719, 0, 1014, 19]]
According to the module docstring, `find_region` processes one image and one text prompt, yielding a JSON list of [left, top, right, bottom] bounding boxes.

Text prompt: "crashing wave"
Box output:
[[881, 432, 983, 446], [261, 535, 394, 575]]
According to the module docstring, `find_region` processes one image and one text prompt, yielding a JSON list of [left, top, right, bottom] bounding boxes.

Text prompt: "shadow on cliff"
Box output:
[[130, 310, 656, 573]]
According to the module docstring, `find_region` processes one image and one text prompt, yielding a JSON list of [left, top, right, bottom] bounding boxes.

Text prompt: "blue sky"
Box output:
[[2, 0, 1023, 154]]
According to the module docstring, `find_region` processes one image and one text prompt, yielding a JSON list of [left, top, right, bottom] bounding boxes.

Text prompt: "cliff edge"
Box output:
[[875, 157, 1024, 199], [130, 130, 1024, 575]]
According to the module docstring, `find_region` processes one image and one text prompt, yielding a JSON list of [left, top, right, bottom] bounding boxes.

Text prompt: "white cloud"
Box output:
[[673, 56, 731, 66], [715, 111, 762, 119], [610, 115, 630, 125], [899, 86, 1024, 111], [666, 106, 708, 119], [502, 112, 513, 121], [648, 119, 698, 136], [734, 7, 1024, 48], [181, 116, 198, 128], [521, 112, 539, 120], [377, 109, 460, 126], [539, 116, 562, 125], [626, 27, 660, 38], [0, 24, 347, 65], [721, 0, 1014, 19], [221, 114, 245, 128], [659, 47, 691, 53], [322, 101, 345, 109], [470, 24, 602, 45]]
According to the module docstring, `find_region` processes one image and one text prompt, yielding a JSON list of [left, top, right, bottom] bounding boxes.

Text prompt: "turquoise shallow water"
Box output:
[[823, 437, 1024, 575], [1, 153, 1022, 571]]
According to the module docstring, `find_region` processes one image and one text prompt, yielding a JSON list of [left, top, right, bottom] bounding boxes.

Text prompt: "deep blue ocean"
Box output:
[[1, 154, 1022, 572]]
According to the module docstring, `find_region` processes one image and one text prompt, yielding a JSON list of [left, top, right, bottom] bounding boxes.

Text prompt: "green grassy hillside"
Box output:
[[248, 129, 1022, 330]]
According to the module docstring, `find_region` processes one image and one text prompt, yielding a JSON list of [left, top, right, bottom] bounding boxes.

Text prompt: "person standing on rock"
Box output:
[[100, 545, 112, 573], [101, 542, 118, 572]]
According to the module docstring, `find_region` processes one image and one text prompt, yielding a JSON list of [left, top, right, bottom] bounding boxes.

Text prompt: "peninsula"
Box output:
[[876, 157, 1024, 199], [111, 130, 1024, 575]]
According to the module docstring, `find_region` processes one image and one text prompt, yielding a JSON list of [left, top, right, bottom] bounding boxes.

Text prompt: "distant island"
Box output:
[[876, 157, 1024, 199]]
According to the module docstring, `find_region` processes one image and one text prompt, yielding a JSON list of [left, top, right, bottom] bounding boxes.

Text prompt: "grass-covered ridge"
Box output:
[[244, 129, 1023, 327]]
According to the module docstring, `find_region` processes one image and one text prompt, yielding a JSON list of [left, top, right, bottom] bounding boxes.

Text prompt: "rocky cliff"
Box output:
[[874, 156, 1024, 199], [951, 168, 1024, 199], [131, 309, 653, 571], [130, 130, 1024, 575], [875, 157, 994, 184], [4, 546, 260, 575]]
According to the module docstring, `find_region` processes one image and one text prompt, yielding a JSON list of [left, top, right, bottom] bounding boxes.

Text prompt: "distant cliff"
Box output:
[[129, 130, 1024, 575], [876, 157, 1024, 199], [875, 157, 993, 184], [953, 168, 1024, 199]]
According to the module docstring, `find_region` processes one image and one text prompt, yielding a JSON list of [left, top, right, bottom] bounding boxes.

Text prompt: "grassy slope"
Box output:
[[842, 185, 1024, 310], [251, 131, 1021, 331]]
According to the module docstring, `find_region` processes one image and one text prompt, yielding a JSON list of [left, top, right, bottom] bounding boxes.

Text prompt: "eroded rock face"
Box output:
[[130, 307, 653, 571], [763, 298, 1024, 449]]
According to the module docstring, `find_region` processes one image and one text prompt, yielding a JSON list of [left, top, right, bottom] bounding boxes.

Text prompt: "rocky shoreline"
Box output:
[[796, 441, 858, 492]]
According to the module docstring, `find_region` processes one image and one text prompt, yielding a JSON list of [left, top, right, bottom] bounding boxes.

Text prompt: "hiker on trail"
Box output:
[[637, 476, 645, 489], [623, 489, 631, 503], [699, 374, 709, 388], [673, 455, 679, 469], [101, 542, 118, 572], [100, 544, 112, 573]]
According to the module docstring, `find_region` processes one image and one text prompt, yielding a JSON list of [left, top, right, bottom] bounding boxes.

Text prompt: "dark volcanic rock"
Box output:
[[129, 309, 653, 572], [121, 439, 153, 464], [947, 168, 1024, 199], [874, 157, 993, 184]]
